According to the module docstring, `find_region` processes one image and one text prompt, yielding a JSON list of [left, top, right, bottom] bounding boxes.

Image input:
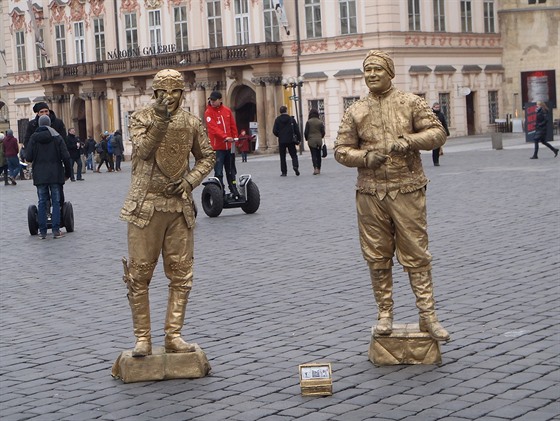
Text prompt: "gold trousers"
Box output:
[[127, 210, 194, 296], [356, 189, 432, 272]]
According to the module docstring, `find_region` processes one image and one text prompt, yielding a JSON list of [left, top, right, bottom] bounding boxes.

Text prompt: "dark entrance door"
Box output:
[[466, 92, 476, 135], [232, 85, 256, 135]]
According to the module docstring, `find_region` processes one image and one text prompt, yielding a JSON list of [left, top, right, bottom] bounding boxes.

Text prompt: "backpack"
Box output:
[[95, 141, 104, 154], [106, 135, 114, 154]]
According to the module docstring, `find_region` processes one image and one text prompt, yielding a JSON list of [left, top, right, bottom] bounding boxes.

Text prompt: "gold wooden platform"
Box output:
[[368, 323, 442, 365], [111, 344, 211, 383]]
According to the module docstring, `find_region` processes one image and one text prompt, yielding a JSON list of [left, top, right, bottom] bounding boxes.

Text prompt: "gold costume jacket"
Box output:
[[120, 107, 215, 228], [335, 87, 446, 200]]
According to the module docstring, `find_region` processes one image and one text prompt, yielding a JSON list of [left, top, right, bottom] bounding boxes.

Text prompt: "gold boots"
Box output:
[[128, 293, 152, 357], [408, 271, 450, 341], [369, 265, 394, 335], [164, 289, 196, 353]]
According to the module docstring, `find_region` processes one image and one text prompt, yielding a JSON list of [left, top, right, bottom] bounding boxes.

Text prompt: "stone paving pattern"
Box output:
[[1, 134, 558, 421]]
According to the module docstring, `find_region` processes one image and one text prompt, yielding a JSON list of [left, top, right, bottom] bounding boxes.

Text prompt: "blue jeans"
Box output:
[[214, 149, 237, 193], [37, 184, 62, 234], [86, 152, 94, 170], [7, 156, 20, 179]]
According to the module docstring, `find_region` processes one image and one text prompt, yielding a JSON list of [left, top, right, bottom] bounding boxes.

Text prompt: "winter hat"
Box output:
[[33, 102, 49, 113], [209, 91, 222, 100], [39, 115, 51, 127], [6, 129, 13, 136], [363, 50, 395, 79]]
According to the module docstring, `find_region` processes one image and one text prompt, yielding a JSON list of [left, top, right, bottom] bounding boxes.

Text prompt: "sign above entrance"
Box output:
[[107, 44, 178, 60]]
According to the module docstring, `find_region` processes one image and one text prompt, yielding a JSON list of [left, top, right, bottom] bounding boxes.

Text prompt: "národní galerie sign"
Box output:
[[108, 44, 177, 60]]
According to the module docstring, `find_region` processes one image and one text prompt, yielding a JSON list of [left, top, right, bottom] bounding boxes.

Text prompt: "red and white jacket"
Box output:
[[204, 103, 238, 151]]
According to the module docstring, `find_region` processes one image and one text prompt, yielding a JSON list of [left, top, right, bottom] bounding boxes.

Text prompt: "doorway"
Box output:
[[466, 92, 476, 135], [232, 85, 256, 135]]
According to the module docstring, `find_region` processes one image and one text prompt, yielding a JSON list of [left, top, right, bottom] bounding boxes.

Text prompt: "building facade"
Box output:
[[0, 0, 557, 153]]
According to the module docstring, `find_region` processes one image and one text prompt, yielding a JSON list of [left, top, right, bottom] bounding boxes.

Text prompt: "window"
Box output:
[[55, 24, 67, 65], [461, 1, 472, 32], [308, 99, 325, 121], [148, 10, 162, 48], [263, 0, 280, 42], [74, 21, 86, 63], [433, 0, 445, 32], [305, 0, 322, 39], [339, 0, 357, 35], [408, 0, 421, 31], [234, 0, 250, 45], [207, 0, 223, 48], [94, 18, 106, 61], [16, 31, 26, 71], [174, 6, 189, 52], [125, 13, 139, 51], [35, 28, 47, 68], [438, 93, 451, 126], [483, 0, 495, 33], [343, 96, 359, 111], [488, 91, 499, 124]]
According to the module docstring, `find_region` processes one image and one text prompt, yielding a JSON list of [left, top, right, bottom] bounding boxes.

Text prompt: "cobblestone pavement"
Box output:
[[1, 134, 558, 421]]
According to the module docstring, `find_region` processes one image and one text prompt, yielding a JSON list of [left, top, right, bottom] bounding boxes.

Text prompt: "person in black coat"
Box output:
[[431, 102, 450, 166], [26, 115, 71, 239], [24, 102, 68, 150], [66, 127, 84, 181], [272, 105, 301, 176], [530, 101, 558, 159]]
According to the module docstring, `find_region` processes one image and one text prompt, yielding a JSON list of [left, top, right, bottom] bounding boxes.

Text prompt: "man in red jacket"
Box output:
[[204, 91, 240, 198]]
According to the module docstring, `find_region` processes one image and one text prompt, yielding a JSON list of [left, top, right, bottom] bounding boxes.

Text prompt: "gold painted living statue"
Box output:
[[120, 69, 215, 357], [334, 50, 450, 342]]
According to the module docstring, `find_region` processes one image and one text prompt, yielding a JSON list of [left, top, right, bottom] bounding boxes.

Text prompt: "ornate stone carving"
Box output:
[[145, 0, 163, 9]]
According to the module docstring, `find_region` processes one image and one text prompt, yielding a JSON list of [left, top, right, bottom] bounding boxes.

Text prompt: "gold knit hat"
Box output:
[[363, 50, 395, 79]]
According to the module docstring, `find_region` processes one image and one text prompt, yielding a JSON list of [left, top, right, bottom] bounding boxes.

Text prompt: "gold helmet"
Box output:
[[152, 69, 186, 92]]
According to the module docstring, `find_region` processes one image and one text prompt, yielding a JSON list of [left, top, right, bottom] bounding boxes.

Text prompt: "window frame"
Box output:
[[305, 0, 323, 39], [93, 17, 106, 61], [74, 21, 86, 64], [148, 10, 162, 48], [124, 13, 139, 51], [263, 0, 280, 42], [408, 0, 421, 31], [174, 5, 189, 52], [55, 24, 67, 66], [339, 0, 357, 35], [234, 0, 250, 45], [15, 30, 27, 72], [207, 0, 223, 48], [433, 0, 446, 32], [460, 0, 473, 33]]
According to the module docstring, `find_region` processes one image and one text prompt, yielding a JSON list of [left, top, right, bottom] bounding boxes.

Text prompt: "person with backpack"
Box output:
[[95, 132, 113, 172], [111, 129, 125, 171], [105, 131, 115, 171]]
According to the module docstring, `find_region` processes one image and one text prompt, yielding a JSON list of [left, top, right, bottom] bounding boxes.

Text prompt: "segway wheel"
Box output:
[[62, 202, 74, 232], [201, 184, 224, 217], [28, 205, 39, 235], [241, 180, 260, 214]]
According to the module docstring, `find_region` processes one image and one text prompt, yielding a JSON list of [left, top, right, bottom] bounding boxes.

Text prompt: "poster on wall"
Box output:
[[521, 70, 557, 108]]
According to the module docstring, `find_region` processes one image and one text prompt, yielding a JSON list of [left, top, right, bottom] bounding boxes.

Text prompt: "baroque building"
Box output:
[[0, 0, 558, 152]]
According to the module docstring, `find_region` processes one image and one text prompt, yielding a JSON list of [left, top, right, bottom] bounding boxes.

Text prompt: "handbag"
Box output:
[[290, 119, 300, 145], [321, 143, 327, 158]]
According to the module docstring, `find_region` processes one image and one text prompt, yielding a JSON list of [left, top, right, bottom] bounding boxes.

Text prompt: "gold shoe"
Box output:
[[374, 317, 393, 335], [419, 318, 450, 341], [132, 338, 152, 357], [165, 336, 196, 353]]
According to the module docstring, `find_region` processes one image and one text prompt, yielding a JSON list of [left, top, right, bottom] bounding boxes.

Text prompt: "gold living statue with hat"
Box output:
[[335, 50, 450, 353], [119, 69, 215, 360]]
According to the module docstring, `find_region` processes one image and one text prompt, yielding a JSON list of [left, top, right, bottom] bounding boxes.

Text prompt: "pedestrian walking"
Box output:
[[530, 101, 558, 159], [335, 49, 450, 341], [0, 133, 8, 185], [304, 109, 326, 175], [237, 129, 252, 163], [112, 129, 125, 171], [2, 129, 20, 185], [431, 102, 450, 166], [273, 105, 301, 177], [84, 135, 96, 171], [66, 128, 84, 181]]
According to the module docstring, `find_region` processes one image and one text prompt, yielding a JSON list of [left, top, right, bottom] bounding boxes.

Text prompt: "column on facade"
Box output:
[[91, 94, 102, 139], [195, 85, 208, 120], [80, 93, 94, 137], [264, 81, 278, 152], [253, 80, 266, 151]]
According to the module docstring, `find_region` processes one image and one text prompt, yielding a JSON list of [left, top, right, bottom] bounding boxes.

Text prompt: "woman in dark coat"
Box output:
[[304, 109, 326, 175], [530, 101, 558, 159]]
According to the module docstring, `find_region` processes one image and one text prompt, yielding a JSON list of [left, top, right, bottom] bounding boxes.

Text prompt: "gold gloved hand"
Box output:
[[365, 151, 389, 170], [165, 178, 192, 197], [154, 91, 171, 120], [390, 136, 410, 153]]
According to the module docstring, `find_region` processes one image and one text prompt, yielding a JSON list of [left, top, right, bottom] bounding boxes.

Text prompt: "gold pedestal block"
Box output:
[[368, 323, 442, 365], [111, 344, 211, 383]]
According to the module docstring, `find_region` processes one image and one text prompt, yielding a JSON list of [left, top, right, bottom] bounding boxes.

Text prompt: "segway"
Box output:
[[28, 187, 74, 235], [201, 138, 260, 217]]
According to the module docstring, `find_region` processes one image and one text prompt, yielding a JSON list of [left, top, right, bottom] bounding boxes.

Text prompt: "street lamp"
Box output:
[[282, 75, 305, 152]]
